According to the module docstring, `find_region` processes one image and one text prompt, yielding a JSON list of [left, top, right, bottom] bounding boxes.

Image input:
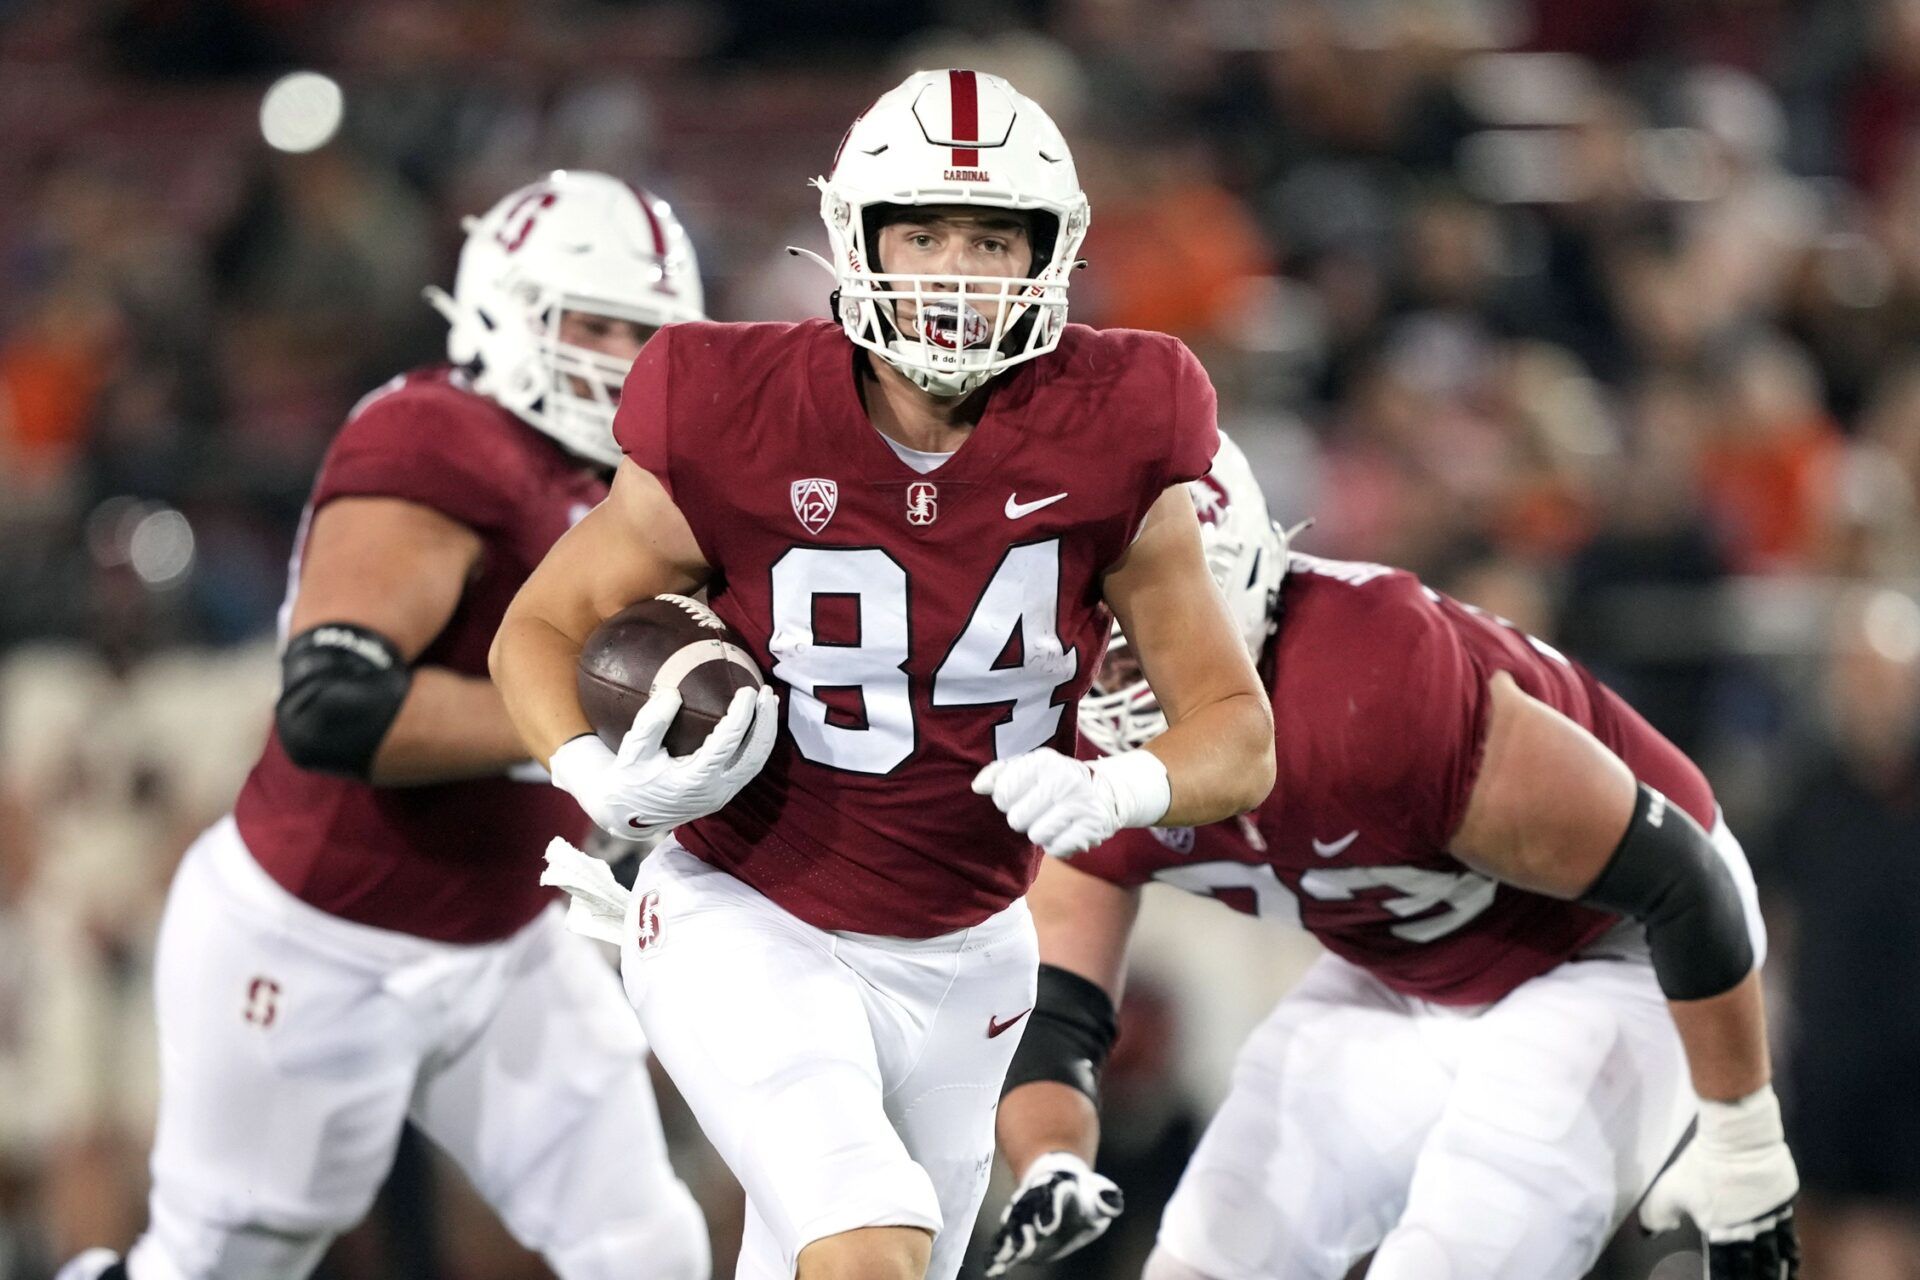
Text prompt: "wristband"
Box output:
[[1090, 750, 1172, 829]]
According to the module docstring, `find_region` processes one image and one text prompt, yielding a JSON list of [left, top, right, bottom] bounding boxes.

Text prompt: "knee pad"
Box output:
[[544, 1176, 710, 1280], [1375, 1171, 1610, 1280], [1142, 1244, 1230, 1280]]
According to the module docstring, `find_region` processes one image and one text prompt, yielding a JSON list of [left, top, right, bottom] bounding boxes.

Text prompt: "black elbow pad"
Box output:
[[276, 623, 412, 779], [1580, 783, 1755, 1001], [1002, 964, 1119, 1105]]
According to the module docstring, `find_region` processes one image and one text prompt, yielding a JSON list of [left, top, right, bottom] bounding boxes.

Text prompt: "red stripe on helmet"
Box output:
[[631, 185, 670, 257], [949, 69, 979, 167]]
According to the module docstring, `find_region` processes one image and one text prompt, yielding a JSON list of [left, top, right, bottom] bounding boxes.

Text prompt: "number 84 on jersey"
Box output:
[[768, 541, 1079, 776]]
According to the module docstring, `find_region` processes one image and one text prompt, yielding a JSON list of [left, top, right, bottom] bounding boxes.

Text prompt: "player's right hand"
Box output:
[[986, 1151, 1123, 1276], [1640, 1085, 1799, 1279], [549, 684, 779, 840]]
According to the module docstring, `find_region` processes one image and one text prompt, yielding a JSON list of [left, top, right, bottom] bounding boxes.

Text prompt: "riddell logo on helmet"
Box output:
[[944, 168, 991, 183]]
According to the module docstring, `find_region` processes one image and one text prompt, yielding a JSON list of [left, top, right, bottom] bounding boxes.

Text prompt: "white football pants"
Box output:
[[620, 842, 1038, 1280], [127, 817, 708, 1280], [1150, 817, 1763, 1280]]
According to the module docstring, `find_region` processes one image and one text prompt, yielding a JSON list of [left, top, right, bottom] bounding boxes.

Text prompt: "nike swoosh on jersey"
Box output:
[[1312, 830, 1359, 858], [1005, 492, 1069, 519], [987, 1008, 1033, 1038]]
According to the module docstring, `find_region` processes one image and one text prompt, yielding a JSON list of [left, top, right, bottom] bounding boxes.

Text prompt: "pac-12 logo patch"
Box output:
[[906, 482, 938, 526], [633, 890, 665, 955], [1152, 826, 1196, 855], [791, 479, 838, 535]]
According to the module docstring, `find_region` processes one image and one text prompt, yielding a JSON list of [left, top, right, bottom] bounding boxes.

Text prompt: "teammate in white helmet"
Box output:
[[56, 172, 711, 1280], [991, 435, 1799, 1280], [495, 70, 1275, 1280]]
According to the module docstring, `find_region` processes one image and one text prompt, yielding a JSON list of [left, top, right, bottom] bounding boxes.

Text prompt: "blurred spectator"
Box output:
[[1830, 361, 1920, 576], [1696, 333, 1843, 573], [1843, 0, 1920, 197], [1560, 376, 1733, 754], [0, 284, 122, 497], [0, 784, 56, 1280], [1768, 586, 1920, 1280], [1075, 135, 1272, 343]]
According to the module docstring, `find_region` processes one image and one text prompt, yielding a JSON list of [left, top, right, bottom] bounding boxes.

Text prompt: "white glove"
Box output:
[[549, 684, 779, 841], [972, 747, 1171, 858], [986, 1151, 1124, 1276], [1641, 1085, 1800, 1278]]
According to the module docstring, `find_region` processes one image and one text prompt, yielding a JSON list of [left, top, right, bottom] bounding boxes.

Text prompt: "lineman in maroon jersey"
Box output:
[[991, 433, 1800, 1280], [496, 71, 1275, 1280], [57, 174, 712, 1280]]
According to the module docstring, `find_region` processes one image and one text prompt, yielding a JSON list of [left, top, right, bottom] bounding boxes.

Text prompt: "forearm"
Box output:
[[1145, 689, 1275, 825], [997, 1082, 1100, 1179], [490, 614, 596, 767], [1669, 970, 1773, 1102], [367, 668, 536, 786]]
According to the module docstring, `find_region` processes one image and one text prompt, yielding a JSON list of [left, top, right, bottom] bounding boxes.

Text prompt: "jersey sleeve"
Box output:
[[1337, 585, 1491, 850], [1064, 827, 1169, 889], [312, 389, 519, 532], [1163, 339, 1220, 489], [613, 325, 675, 498]]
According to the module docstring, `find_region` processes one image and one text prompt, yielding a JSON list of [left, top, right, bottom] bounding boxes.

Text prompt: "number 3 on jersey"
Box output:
[[769, 542, 1078, 774]]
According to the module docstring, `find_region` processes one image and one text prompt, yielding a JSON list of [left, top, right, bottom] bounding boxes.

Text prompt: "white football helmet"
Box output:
[[795, 69, 1091, 398], [1080, 432, 1290, 756], [426, 170, 704, 468]]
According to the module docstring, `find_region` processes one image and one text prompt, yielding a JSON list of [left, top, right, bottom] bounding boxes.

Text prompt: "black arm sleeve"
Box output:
[[1579, 783, 1755, 1001], [275, 623, 413, 779], [1002, 964, 1119, 1105]]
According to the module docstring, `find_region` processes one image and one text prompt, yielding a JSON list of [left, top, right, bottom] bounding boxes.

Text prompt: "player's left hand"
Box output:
[[1641, 1085, 1799, 1279], [986, 1151, 1124, 1276], [974, 749, 1115, 857], [973, 748, 1168, 858]]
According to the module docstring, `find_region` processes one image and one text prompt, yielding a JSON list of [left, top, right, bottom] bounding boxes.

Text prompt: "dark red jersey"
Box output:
[[615, 319, 1218, 937], [234, 368, 607, 943], [1071, 554, 1717, 1005]]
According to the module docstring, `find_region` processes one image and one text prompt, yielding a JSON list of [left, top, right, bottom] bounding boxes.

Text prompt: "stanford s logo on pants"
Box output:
[[244, 976, 281, 1028], [634, 890, 665, 955]]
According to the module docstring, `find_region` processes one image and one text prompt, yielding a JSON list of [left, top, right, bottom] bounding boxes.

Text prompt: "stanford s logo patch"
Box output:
[[633, 890, 665, 955], [791, 479, 838, 535], [244, 976, 281, 1027], [906, 482, 938, 526]]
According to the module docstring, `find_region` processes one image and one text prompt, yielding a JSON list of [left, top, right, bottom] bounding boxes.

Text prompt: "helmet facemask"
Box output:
[[1080, 634, 1166, 757], [1078, 433, 1292, 756], [825, 197, 1080, 398], [540, 301, 662, 466]]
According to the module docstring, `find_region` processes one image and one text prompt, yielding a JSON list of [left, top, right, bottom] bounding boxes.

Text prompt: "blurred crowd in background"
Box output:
[[3, 0, 1920, 1277]]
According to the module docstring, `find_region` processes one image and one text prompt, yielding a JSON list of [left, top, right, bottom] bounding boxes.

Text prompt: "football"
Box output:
[[576, 595, 765, 757]]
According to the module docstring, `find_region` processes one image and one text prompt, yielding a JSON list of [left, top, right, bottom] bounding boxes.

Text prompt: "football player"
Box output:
[[494, 70, 1276, 1280], [58, 173, 712, 1280], [988, 432, 1800, 1280]]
